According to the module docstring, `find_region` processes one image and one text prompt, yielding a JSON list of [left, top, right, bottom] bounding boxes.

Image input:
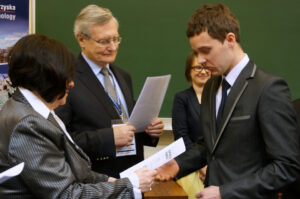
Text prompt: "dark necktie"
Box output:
[[101, 67, 127, 121], [216, 79, 231, 133]]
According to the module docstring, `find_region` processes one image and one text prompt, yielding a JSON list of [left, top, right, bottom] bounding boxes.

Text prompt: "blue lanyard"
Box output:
[[105, 74, 123, 117]]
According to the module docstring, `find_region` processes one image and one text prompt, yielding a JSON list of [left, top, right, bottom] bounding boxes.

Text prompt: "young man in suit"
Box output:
[[157, 4, 299, 199], [55, 5, 164, 178]]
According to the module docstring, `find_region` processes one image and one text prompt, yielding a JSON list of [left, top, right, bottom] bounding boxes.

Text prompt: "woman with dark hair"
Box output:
[[0, 34, 156, 199], [173, 52, 211, 151], [172, 52, 211, 198]]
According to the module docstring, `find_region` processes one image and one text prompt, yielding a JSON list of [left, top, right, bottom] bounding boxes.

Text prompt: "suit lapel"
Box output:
[[212, 61, 257, 153], [189, 87, 201, 117], [209, 76, 222, 146], [76, 55, 120, 119], [201, 76, 221, 151]]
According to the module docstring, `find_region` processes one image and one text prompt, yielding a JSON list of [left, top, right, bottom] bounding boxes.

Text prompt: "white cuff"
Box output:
[[128, 173, 142, 199]]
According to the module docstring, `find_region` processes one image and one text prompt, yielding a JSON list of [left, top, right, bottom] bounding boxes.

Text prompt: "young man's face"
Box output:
[[189, 31, 234, 76], [78, 18, 120, 67]]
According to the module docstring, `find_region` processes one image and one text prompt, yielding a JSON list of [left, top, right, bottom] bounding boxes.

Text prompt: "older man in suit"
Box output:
[[55, 5, 164, 178], [157, 4, 299, 199]]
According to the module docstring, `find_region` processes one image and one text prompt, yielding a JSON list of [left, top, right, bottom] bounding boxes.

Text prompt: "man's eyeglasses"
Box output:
[[82, 33, 122, 47], [191, 65, 208, 72]]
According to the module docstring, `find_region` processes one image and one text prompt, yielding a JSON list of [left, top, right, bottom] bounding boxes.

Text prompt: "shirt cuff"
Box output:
[[128, 173, 142, 199]]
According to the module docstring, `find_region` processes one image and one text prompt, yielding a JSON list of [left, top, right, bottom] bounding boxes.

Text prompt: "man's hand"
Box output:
[[196, 186, 221, 199], [113, 124, 135, 146], [145, 117, 164, 137], [155, 159, 179, 182], [135, 168, 157, 193]]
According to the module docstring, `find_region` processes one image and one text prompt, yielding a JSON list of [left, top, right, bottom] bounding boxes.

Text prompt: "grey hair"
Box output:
[[73, 4, 119, 37]]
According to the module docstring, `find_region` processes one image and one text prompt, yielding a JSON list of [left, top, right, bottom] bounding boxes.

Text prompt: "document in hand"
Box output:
[[0, 162, 24, 184], [128, 74, 171, 132], [120, 137, 185, 178]]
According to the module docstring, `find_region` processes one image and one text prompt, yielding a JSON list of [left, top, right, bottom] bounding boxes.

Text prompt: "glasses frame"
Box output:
[[81, 33, 122, 47], [191, 65, 209, 73]]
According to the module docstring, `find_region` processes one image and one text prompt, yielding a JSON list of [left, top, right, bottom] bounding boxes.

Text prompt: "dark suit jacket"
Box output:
[[172, 87, 202, 149], [0, 89, 134, 199], [55, 54, 157, 178], [282, 98, 300, 199], [175, 61, 300, 199]]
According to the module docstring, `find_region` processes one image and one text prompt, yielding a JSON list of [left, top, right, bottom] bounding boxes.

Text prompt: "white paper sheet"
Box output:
[[120, 137, 185, 178], [128, 75, 171, 132], [0, 162, 24, 184]]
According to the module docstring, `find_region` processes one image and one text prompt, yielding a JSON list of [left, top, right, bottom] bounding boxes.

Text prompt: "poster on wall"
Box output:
[[0, 0, 35, 108]]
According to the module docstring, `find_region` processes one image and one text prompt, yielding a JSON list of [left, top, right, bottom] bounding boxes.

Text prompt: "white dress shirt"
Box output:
[[81, 53, 129, 118], [216, 54, 250, 117]]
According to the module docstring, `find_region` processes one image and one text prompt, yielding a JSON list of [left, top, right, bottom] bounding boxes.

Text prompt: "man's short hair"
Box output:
[[8, 34, 74, 103], [186, 4, 240, 43], [74, 4, 118, 37]]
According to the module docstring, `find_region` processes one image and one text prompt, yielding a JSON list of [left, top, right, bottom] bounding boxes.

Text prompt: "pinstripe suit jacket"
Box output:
[[0, 89, 134, 199]]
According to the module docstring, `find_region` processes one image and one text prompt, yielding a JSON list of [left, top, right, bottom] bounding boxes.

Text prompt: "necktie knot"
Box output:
[[101, 67, 110, 76], [101, 67, 117, 101], [222, 79, 231, 93]]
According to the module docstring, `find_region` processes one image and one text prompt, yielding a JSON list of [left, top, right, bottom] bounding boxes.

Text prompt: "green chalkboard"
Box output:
[[36, 0, 300, 117]]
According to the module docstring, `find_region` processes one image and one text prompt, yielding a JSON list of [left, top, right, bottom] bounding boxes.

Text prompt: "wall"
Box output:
[[36, 0, 300, 117]]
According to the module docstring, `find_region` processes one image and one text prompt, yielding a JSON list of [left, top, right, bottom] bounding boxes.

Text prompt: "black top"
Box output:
[[172, 86, 202, 149]]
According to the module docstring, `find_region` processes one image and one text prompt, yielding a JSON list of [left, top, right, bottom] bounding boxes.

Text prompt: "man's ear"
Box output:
[[225, 32, 236, 48], [76, 34, 85, 48]]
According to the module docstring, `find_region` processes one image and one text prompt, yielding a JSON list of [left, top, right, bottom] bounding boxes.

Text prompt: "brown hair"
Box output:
[[186, 4, 240, 43], [185, 52, 196, 82]]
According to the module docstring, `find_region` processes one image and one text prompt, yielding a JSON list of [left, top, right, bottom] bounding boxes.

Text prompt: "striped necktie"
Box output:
[[101, 67, 127, 121]]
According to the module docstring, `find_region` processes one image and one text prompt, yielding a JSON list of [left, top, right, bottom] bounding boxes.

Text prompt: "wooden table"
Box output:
[[144, 181, 188, 199]]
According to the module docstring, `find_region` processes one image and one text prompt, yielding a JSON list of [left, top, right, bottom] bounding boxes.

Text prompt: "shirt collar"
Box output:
[[19, 88, 51, 119], [81, 52, 110, 75], [225, 53, 249, 87]]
